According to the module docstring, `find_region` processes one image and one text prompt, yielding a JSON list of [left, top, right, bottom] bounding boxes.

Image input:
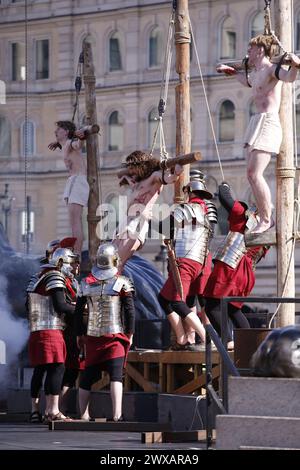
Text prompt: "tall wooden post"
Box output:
[[83, 38, 101, 265], [174, 0, 191, 203], [274, 0, 296, 325]]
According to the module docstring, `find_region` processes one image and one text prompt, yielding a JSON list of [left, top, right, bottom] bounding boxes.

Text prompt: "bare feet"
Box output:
[[251, 218, 275, 234]]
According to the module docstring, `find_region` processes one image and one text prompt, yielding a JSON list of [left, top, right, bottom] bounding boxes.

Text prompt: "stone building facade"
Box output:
[[0, 0, 299, 310]]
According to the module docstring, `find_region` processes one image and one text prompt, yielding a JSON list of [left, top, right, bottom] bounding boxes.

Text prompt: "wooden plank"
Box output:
[[141, 432, 163, 444], [125, 363, 157, 393], [50, 420, 172, 432], [91, 372, 110, 391], [245, 230, 277, 247], [128, 350, 227, 364], [173, 365, 220, 395], [158, 362, 165, 392], [166, 364, 174, 393], [141, 430, 216, 444], [144, 363, 150, 381]]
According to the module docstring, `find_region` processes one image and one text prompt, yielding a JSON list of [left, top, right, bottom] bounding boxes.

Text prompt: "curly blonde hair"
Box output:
[[249, 34, 279, 59]]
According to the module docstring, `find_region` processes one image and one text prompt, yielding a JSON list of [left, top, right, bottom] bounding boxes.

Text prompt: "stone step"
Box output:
[[216, 415, 300, 450], [228, 376, 300, 417]]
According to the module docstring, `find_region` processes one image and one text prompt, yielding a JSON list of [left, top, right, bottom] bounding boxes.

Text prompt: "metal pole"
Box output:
[[83, 38, 101, 266], [274, 0, 296, 326], [26, 195, 31, 255], [174, 0, 191, 204]]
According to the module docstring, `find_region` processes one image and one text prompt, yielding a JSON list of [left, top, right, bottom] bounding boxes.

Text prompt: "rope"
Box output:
[[188, 17, 225, 181], [72, 52, 83, 125], [150, 8, 175, 160], [24, 0, 29, 254]]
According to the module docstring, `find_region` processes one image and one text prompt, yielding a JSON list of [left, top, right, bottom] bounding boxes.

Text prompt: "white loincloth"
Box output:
[[63, 174, 89, 207], [244, 112, 282, 154]]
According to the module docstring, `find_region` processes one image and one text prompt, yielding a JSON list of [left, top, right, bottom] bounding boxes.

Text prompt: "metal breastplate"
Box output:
[[85, 278, 124, 337], [174, 203, 210, 264], [28, 293, 66, 332], [213, 231, 247, 269]]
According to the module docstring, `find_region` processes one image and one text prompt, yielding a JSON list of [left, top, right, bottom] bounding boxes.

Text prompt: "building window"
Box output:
[[21, 210, 34, 243], [12, 42, 25, 81], [108, 111, 123, 151], [148, 108, 157, 148], [250, 12, 264, 38], [296, 12, 300, 51], [35, 39, 49, 79], [149, 27, 163, 67], [220, 17, 236, 59], [109, 33, 122, 71], [0, 116, 11, 157], [22, 121, 35, 157], [219, 100, 235, 142]]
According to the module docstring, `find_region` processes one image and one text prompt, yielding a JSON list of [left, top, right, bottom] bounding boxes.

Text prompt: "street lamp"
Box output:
[[154, 244, 168, 278], [0, 183, 13, 234]]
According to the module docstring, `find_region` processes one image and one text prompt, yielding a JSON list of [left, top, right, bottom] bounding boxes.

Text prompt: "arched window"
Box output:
[[220, 17, 236, 59], [219, 100, 235, 142], [149, 27, 163, 67], [108, 111, 123, 151], [0, 116, 11, 157], [22, 121, 35, 157], [109, 32, 122, 71], [296, 11, 300, 51], [250, 12, 264, 38], [148, 108, 157, 148]]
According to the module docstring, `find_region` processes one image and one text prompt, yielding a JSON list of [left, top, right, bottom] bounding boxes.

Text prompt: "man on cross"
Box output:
[[217, 34, 300, 233]]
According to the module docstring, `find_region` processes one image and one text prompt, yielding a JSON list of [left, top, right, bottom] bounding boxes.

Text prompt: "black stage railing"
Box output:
[[205, 296, 300, 450]]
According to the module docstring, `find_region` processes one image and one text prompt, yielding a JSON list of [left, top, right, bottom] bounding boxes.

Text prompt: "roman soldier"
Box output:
[[27, 248, 77, 422], [204, 182, 269, 348], [157, 170, 217, 350], [75, 243, 135, 422]]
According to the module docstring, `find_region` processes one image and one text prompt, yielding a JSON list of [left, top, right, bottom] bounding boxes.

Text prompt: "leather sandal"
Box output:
[[49, 412, 73, 422]]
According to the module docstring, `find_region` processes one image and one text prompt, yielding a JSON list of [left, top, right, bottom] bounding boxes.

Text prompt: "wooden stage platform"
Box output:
[[93, 349, 232, 395]]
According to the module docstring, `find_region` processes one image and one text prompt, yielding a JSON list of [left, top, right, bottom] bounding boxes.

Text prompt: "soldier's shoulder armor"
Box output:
[[113, 275, 135, 294], [42, 270, 66, 292], [80, 278, 101, 296]]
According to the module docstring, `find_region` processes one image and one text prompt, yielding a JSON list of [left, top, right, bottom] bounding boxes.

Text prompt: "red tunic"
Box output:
[[204, 201, 267, 308], [29, 330, 66, 367], [85, 334, 130, 368], [160, 197, 207, 301], [83, 273, 131, 368], [28, 268, 68, 367]]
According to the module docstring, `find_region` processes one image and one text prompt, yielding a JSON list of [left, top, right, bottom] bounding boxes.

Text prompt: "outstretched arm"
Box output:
[[274, 53, 300, 82], [216, 64, 250, 87]]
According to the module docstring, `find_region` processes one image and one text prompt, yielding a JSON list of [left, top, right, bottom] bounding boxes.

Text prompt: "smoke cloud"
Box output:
[[0, 274, 29, 397]]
